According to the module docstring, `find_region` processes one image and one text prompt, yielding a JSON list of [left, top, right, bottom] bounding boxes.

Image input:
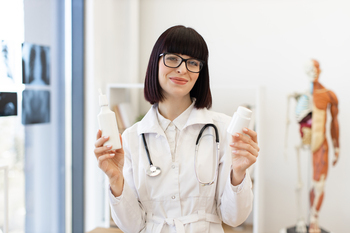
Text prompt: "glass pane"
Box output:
[[0, 116, 25, 233], [0, 1, 25, 232]]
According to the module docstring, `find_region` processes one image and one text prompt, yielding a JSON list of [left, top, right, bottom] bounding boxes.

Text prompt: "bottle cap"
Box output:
[[237, 106, 252, 118], [98, 88, 108, 106]]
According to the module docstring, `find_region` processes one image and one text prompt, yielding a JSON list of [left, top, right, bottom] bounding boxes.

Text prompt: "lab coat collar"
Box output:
[[137, 104, 164, 136], [137, 102, 214, 135], [184, 106, 214, 128], [172, 101, 195, 131], [156, 109, 171, 132]]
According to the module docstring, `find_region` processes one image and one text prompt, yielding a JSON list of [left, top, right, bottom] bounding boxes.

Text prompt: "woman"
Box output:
[[94, 25, 259, 233]]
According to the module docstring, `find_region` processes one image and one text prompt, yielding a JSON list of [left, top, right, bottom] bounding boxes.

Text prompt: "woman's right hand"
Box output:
[[94, 129, 125, 196]]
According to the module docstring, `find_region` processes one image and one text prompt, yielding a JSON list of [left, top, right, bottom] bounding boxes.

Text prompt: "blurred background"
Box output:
[[0, 0, 349, 233]]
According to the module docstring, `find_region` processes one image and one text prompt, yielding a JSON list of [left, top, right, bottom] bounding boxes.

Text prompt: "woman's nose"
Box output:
[[176, 61, 188, 73]]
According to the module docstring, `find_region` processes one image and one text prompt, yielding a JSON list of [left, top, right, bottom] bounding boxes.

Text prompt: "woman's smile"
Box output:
[[169, 77, 188, 85]]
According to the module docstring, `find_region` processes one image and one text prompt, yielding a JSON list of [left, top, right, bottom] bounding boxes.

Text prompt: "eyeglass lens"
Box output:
[[163, 53, 202, 73]]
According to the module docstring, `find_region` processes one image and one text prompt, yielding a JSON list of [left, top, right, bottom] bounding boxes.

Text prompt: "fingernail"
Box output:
[[106, 145, 112, 149], [243, 128, 248, 132], [232, 150, 238, 154], [235, 133, 240, 137], [103, 136, 108, 139], [230, 142, 235, 146], [110, 153, 115, 156]]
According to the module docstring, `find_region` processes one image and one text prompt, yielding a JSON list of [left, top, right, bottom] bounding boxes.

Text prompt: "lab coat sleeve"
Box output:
[[108, 131, 146, 233], [216, 124, 253, 227], [220, 170, 253, 227]]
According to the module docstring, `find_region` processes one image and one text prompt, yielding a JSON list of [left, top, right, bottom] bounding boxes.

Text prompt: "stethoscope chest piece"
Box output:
[[147, 165, 161, 177], [142, 133, 162, 177]]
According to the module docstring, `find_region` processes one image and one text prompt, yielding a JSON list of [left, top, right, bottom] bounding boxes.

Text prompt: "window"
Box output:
[[0, 1, 25, 232]]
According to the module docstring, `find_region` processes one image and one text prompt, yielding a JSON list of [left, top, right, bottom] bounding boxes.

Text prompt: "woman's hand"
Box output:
[[229, 128, 260, 186], [94, 129, 125, 196]]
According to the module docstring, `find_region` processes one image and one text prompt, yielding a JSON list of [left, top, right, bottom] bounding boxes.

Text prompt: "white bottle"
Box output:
[[97, 89, 121, 150], [227, 106, 253, 135]]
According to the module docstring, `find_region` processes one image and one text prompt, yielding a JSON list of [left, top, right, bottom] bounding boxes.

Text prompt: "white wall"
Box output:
[[85, 0, 350, 232]]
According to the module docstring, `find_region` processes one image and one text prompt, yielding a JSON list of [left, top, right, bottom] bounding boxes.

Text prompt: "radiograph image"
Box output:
[[0, 92, 17, 117], [22, 90, 50, 124], [0, 40, 15, 84], [22, 42, 50, 85]]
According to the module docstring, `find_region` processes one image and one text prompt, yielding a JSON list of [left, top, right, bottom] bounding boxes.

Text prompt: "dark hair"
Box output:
[[144, 25, 212, 109]]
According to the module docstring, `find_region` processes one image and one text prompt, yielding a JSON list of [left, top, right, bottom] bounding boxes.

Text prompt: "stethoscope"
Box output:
[[141, 123, 219, 186]]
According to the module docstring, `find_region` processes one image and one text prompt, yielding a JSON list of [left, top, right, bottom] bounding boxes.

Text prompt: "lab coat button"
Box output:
[[171, 195, 176, 199]]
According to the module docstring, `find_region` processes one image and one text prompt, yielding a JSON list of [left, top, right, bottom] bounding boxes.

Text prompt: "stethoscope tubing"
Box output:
[[196, 123, 219, 144], [142, 133, 162, 176], [142, 133, 153, 166], [194, 124, 220, 186]]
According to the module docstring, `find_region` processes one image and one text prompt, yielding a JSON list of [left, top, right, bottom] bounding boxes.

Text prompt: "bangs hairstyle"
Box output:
[[144, 25, 212, 109]]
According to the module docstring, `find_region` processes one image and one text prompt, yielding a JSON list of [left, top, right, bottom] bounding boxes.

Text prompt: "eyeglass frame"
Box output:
[[159, 53, 205, 73]]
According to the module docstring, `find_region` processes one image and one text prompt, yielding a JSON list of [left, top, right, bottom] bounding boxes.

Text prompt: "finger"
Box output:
[[114, 147, 124, 155], [243, 128, 258, 143], [230, 142, 259, 157], [98, 153, 115, 162], [97, 153, 115, 167], [232, 132, 252, 143], [96, 129, 102, 140], [94, 145, 113, 158], [95, 135, 109, 148], [119, 134, 123, 146], [231, 142, 260, 158], [232, 149, 257, 164], [232, 133, 260, 152]]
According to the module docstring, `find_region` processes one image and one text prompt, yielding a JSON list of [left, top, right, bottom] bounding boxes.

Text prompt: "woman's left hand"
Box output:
[[229, 127, 260, 186]]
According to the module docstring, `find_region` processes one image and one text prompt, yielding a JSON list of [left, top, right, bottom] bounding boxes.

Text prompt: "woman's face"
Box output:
[[158, 53, 200, 101]]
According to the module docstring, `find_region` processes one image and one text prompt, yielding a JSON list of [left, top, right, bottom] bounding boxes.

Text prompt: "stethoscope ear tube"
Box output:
[[196, 123, 219, 145]]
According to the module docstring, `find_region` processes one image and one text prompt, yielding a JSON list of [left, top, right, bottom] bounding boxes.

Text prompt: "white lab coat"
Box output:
[[109, 104, 253, 233]]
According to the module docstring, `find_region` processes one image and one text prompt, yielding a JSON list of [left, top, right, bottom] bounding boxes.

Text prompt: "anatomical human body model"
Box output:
[[285, 59, 340, 233]]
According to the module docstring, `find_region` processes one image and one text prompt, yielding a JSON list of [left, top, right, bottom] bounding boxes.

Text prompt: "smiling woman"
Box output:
[[144, 26, 211, 109], [93, 25, 259, 233]]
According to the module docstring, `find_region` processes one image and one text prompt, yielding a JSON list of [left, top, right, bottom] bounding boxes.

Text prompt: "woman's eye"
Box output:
[[166, 56, 179, 62], [188, 60, 199, 67]]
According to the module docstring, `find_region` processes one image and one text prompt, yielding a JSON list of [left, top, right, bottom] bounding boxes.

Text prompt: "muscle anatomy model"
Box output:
[[285, 59, 340, 233]]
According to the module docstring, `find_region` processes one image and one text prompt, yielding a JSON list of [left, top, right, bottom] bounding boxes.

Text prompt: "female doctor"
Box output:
[[94, 25, 260, 233]]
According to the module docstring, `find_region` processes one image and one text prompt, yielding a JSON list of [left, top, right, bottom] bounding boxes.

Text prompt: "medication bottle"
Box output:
[[97, 89, 121, 150], [227, 106, 252, 135]]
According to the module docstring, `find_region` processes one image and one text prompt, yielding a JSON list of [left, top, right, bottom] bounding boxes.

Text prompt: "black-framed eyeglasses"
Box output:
[[159, 53, 204, 73]]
